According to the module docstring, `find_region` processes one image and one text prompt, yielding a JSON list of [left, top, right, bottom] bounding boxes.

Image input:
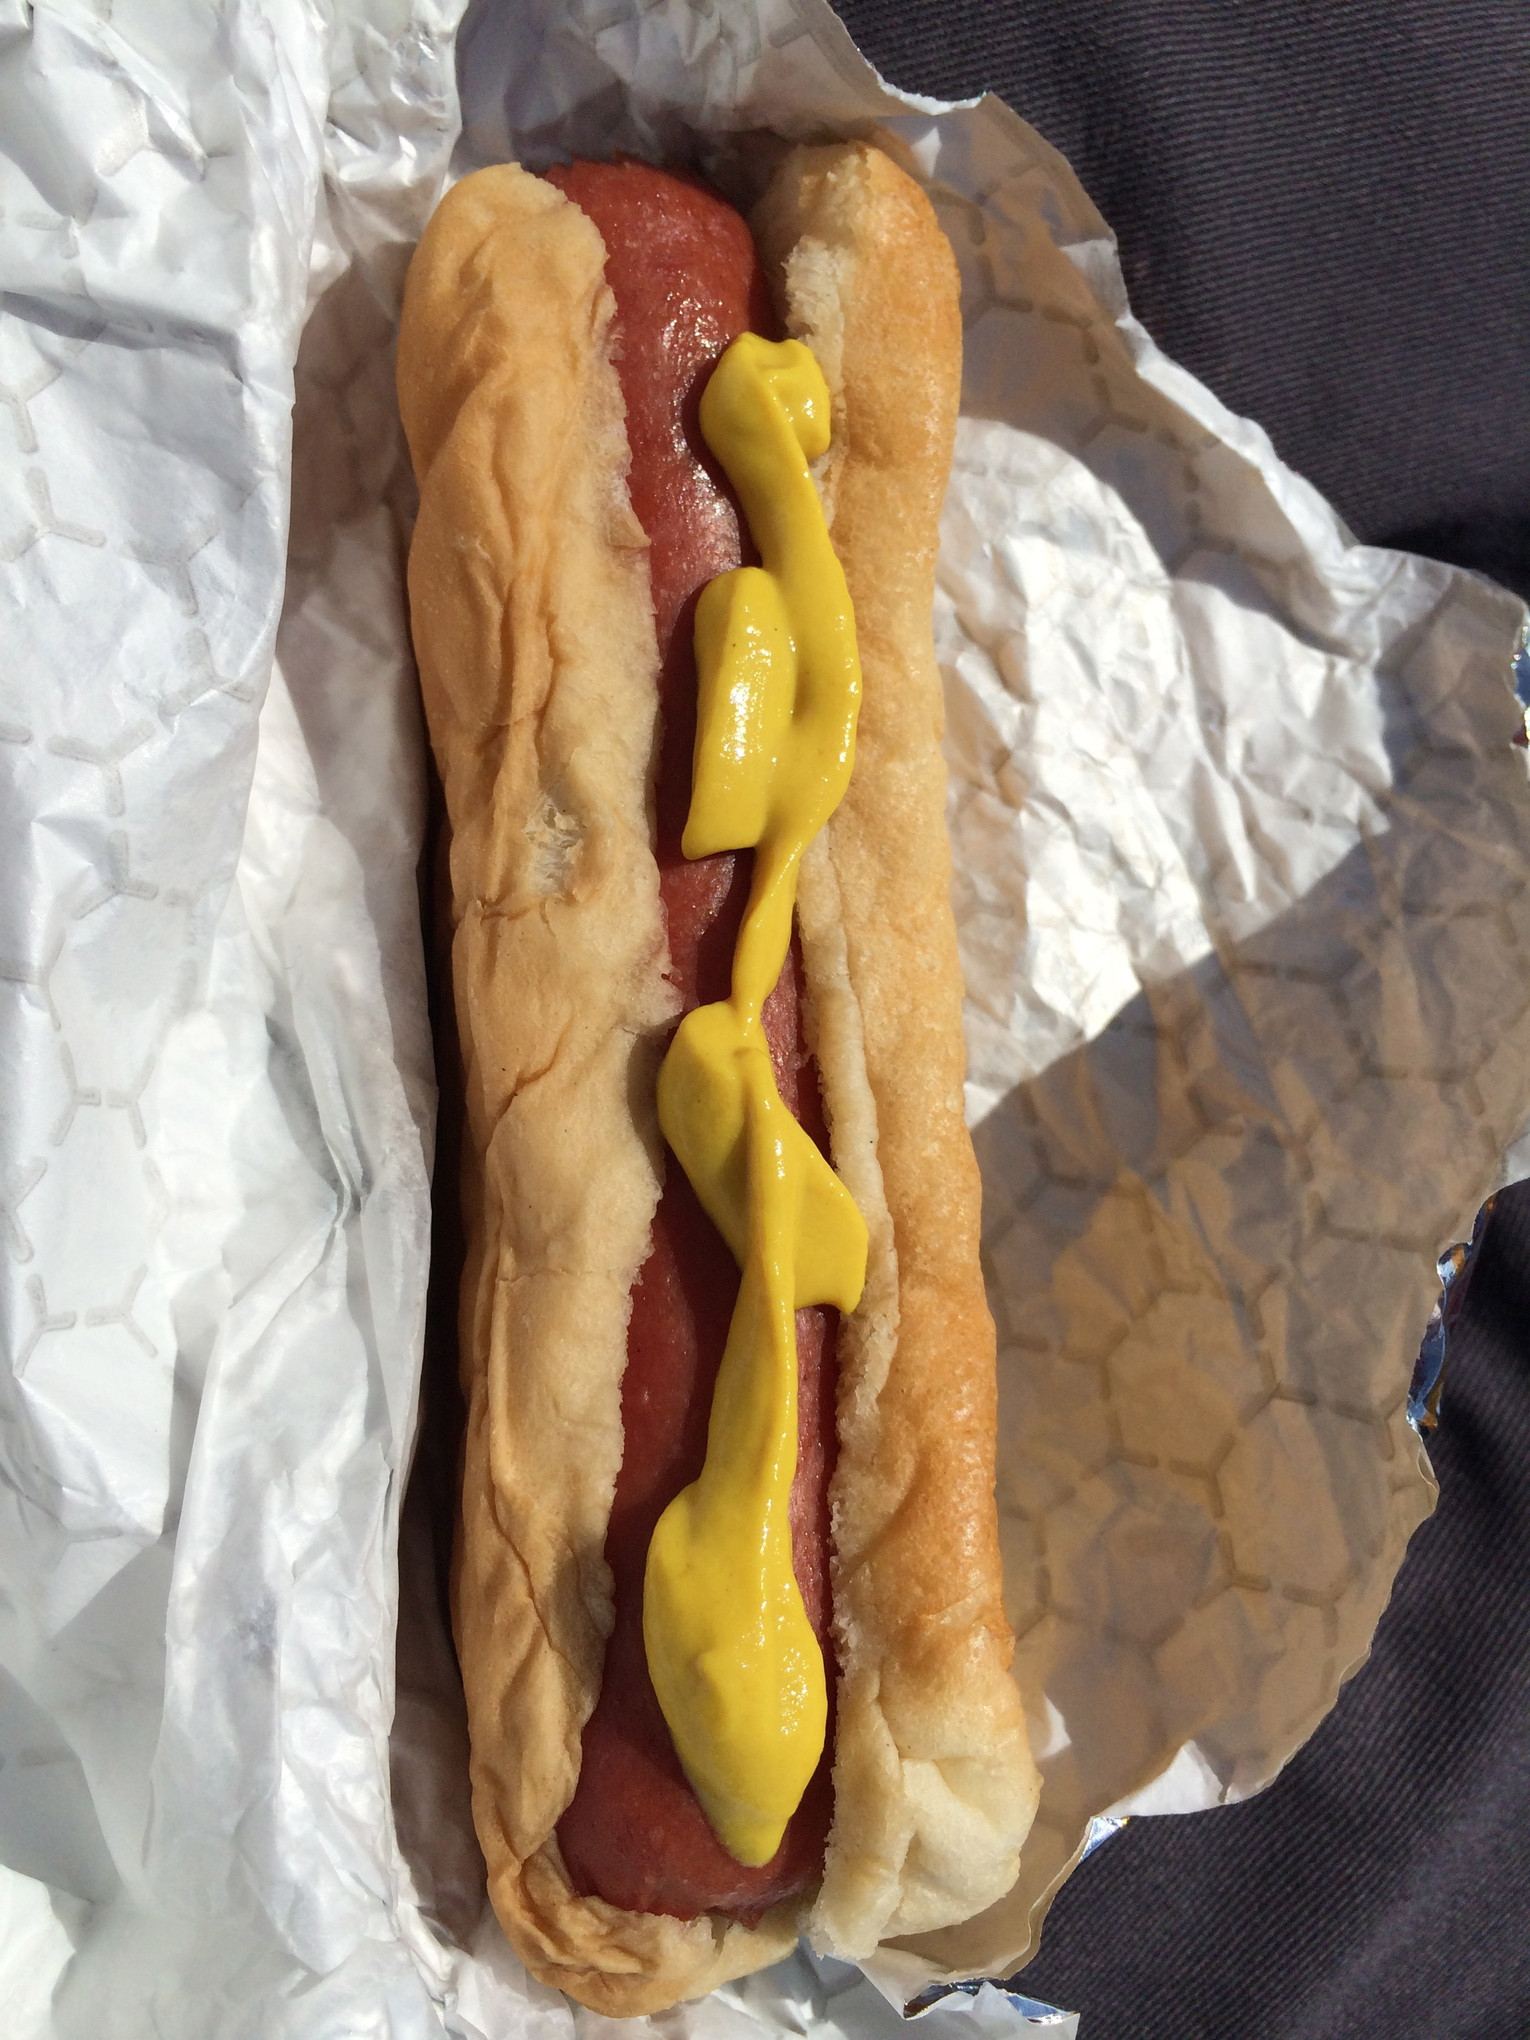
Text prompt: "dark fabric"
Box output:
[[1020, 1189, 1530, 2038], [836, 0, 1530, 598], [829, 4, 1530, 2033]]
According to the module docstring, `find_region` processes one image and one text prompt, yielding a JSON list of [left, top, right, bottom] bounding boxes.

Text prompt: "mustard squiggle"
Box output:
[[642, 333, 869, 1868]]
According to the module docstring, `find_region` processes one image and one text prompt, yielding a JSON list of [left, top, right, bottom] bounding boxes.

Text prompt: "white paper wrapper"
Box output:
[[0, 2, 456, 2032], [3, 0, 1527, 2035]]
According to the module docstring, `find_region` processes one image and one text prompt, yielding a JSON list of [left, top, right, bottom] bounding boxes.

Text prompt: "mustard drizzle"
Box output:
[[641, 333, 869, 1868]]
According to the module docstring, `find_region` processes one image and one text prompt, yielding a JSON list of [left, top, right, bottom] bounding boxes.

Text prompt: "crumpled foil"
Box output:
[[2, 0, 1527, 2036]]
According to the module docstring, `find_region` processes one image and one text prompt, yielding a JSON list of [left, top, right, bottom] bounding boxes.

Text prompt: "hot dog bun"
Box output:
[[397, 140, 1040, 2015]]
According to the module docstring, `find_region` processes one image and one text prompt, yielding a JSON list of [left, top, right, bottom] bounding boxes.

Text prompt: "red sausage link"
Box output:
[[546, 160, 837, 1921]]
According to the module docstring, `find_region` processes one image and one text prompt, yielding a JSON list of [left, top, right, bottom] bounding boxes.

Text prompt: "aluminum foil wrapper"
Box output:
[[2, 1, 1527, 2035]]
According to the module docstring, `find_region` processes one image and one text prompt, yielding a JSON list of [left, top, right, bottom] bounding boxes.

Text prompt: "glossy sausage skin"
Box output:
[[546, 160, 838, 1922]]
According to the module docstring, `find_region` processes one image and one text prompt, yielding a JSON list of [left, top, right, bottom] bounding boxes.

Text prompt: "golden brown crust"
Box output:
[[399, 164, 796, 2011], [399, 146, 1036, 2014], [754, 142, 1040, 1958]]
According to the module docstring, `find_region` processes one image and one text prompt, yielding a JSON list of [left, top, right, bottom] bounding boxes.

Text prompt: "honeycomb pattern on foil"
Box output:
[[899, 154, 1530, 1968]]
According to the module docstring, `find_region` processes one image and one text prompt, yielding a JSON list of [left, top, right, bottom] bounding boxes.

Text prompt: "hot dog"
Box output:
[[539, 160, 838, 1924], [397, 140, 1040, 2014]]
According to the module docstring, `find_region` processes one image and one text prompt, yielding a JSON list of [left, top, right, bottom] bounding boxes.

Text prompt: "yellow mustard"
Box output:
[[642, 332, 870, 1867]]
